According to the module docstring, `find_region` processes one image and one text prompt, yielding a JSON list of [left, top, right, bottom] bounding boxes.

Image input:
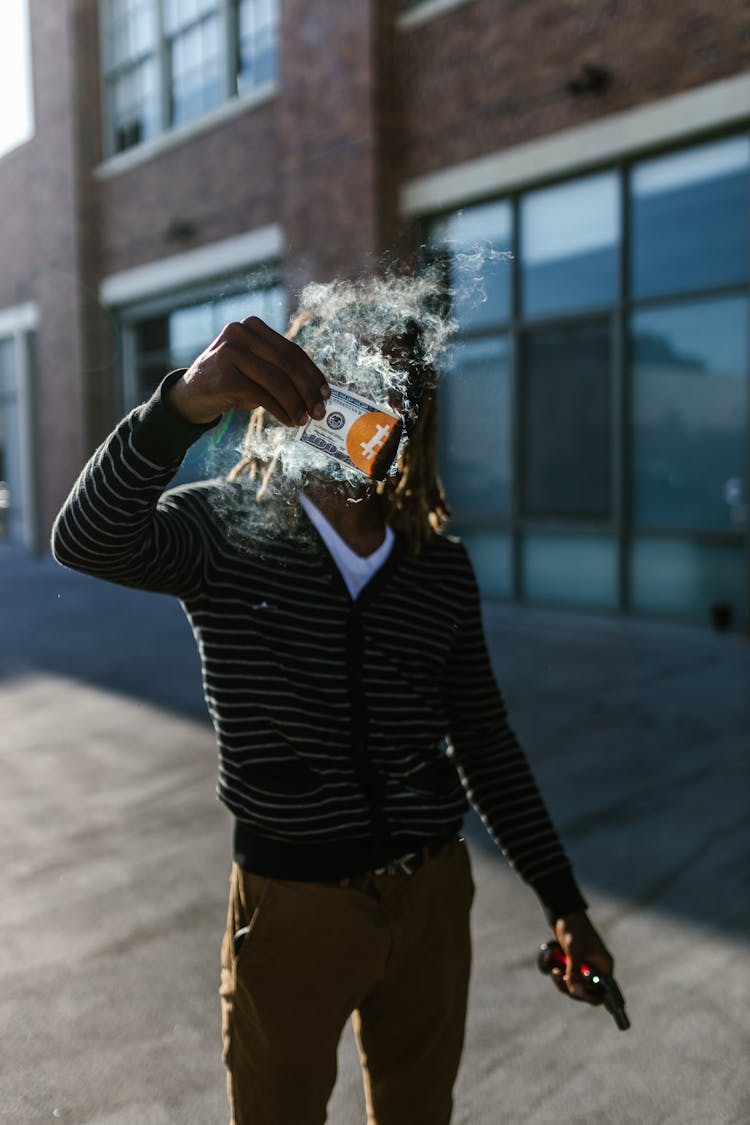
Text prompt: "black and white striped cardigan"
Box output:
[[52, 373, 587, 924]]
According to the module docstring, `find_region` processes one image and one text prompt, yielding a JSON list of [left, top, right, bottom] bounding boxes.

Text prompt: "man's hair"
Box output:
[[228, 274, 452, 555]]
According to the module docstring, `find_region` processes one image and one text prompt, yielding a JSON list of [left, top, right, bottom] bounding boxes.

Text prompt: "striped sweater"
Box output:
[[51, 373, 587, 923]]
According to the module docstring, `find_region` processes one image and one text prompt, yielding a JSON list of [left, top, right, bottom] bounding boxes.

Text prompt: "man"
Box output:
[[52, 277, 614, 1125]]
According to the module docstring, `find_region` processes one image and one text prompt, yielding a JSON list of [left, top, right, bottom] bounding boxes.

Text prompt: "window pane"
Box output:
[[630, 137, 750, 297], [111, 58, 159, 152], [170, 15, 223, 126], [109, 0, 158, 66], [164, 0, 217, 34], [522, 321, 612, 518], [463, 531, 513, 599], [428, 201, 512, 330], [238, 0, 279, 90], [214, 284, 286, 332], [134, 286, 286, 402], [631, 297, 748, 532], [439, 336, 511, 519], [523, 533, 617, 608], [630, 539, 747, 626], [0, 339, 21, 541], [170, 304, 214, 364], [521, 173, 619, 317]]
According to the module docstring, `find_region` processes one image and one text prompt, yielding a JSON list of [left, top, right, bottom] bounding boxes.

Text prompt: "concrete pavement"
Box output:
[[1, 543, 749, 1124]]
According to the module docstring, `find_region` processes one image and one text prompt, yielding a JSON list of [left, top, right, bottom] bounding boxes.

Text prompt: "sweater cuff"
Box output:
[[130, 369, 223, 465], [529, 867, 589, 928]]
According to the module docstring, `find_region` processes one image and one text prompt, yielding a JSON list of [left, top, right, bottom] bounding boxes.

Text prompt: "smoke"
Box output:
[[195, 248, 507, 551]]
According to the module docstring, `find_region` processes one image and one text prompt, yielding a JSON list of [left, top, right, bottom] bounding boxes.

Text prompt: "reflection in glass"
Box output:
[[439, 336, 511, 519], [238, 0, 278, 89], [631, 137, 750, 297], [112, 59, 159, 152], [521, 173, 619, 316], [462, 532, 512, 599], [523, 533, 617, 608], [170, 304, 214, 364], [135, 285, 286, 402], [631, 298, 748, 532], [522, 321, 611, 518], [631, 539, 747, 624], [170, 15, 223, 126], [0, 339, 20, 541], [429, 201, 512, 330]]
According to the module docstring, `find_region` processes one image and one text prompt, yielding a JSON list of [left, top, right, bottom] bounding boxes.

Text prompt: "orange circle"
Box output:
[[346, 412, 399, 476]]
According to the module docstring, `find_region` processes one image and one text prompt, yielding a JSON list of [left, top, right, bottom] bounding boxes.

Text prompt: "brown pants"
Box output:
[[219, 836, 475, 1125]]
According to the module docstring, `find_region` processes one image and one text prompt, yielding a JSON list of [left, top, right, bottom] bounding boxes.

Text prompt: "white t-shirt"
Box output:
[[299, 493, 395, 600]]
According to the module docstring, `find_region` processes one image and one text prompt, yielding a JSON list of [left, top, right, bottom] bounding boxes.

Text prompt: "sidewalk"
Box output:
[[1, 545, 748, 1124]]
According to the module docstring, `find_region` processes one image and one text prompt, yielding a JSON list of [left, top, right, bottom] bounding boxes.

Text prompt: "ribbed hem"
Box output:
[[233, 821, 462, 881], [130, 369, 222, 465], [529, 866, 589, 927]]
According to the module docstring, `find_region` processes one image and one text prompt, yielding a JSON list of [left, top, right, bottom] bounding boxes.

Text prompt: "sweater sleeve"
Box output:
[[442, 554, 588, 926], [51, 371, 222, 599]]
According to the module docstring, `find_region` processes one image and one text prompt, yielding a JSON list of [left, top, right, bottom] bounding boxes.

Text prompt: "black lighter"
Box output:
[[537, 940, 631, 1030]]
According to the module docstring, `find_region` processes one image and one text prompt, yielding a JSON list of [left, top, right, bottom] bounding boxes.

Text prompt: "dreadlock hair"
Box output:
[[227, 285, 452, 556]]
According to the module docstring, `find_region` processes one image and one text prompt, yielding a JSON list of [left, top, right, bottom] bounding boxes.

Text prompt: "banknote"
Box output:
[[295, 385, 403, 479]]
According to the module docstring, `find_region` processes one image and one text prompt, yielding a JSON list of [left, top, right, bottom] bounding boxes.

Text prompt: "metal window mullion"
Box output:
[[100, 0, 116, 157], [615, 158, 629, 615], [224, 0, 238, 98], [745, 132, 750, 628], [157, 1, 171, 133], [745, 279, 750, 630], [509, 193, 523, 602]]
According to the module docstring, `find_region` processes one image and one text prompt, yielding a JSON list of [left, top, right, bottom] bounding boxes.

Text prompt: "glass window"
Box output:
[[631, 297, 748, 533], [238, 0, 278, 91], [0, 339, 21, 541], [102, 0, 279, 153], [630, 137, 750, 297], [630, 539, 747, 626], [522, 533, 617, 608], [169, 9, 223, 127], [520, 173, 620, 317], [111, 58, 159, 151], [107, 0, 159, 67], [429, 201, 512, 330], [133, 281, 286, 402], [521, 320, 612, 518], [463, 532, 513, 599], [439, 336, 511, 520]]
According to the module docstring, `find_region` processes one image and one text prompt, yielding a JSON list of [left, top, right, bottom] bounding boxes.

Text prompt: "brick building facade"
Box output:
[[2, 0, 749, 627]]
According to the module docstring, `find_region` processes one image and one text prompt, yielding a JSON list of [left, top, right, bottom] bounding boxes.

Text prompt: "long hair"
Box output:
[[228, 289, 452, 556]]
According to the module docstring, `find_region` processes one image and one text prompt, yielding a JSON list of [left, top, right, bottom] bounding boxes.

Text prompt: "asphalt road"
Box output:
[[1, 544, 749, 1125]]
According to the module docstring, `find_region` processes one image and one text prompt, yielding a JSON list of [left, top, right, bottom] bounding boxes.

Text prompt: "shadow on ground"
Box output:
[[4, 546, 750, 946]]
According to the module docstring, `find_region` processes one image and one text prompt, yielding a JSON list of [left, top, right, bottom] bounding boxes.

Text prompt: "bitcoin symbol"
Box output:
[[360, 422, 392, 461], [346, 411, 400, 476]]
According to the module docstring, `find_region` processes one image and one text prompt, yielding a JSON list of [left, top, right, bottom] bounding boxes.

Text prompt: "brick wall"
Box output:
[[96, 0, 384, 292], [397, 0, 750, 179], [1, 0, 749, 541], [26, 0, 90, 534]]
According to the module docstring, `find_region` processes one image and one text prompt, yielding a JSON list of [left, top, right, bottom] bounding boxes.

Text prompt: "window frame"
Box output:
[[100, 0, 279, 158], [423, 127, 750, 619]]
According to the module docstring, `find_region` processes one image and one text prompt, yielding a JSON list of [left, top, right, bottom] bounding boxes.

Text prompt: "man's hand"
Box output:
[[166, 316, 331, 427], [552, 911, 614, 1005]]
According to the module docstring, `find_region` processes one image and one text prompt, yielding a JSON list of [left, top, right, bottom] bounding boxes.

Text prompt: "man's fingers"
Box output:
[[220, 342, 309, 426], [552, 966, 587, 1003], [237, 317, 330, 416]]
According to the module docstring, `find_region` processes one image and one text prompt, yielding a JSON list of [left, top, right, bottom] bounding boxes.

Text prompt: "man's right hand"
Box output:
[[166, 316, 331, 427]]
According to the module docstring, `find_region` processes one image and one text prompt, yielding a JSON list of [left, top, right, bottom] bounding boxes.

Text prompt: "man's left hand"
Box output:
[[552, 911, 614, 1005]]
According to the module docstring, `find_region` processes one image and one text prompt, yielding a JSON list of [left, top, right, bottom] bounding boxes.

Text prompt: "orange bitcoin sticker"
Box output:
[[346, 412, 399, 476]]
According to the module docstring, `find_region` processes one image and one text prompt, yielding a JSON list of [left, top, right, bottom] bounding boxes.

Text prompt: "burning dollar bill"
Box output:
[[295, 386, 403, 480]]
